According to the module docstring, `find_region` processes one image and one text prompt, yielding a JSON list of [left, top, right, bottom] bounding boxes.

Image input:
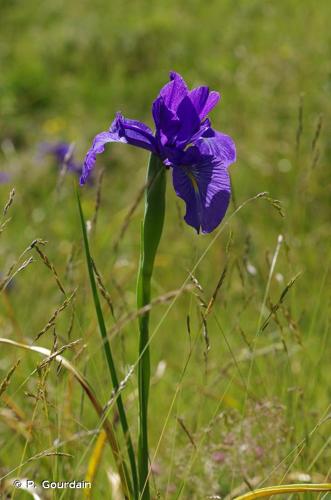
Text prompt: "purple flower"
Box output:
[[0, 172, 10, 183], [211, 451, 226, 463], [81, 72, 236, 233], [41, 142, 83, 176]]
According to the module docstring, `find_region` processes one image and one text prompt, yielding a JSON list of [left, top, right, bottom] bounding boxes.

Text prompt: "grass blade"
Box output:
[[0, 337, 130, 498], [234, 483, 331, 499], [84, 429, 107, 498]]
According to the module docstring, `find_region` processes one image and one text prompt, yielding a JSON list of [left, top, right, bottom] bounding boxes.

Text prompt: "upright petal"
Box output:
[[189, 87, 220, 120], [152, 97, 180, 147], [151, 72, 222, 152], [80, 113, 157, 185], [175, 96, 201, 146], [158, 72, 188, 113]]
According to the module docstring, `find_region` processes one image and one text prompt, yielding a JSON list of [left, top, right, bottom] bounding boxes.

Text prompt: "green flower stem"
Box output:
[[77, 192, 138, 499], [137, 154, 166, 499]]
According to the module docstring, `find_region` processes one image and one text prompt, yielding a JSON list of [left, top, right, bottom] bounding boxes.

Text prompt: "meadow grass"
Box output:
[[0, 0, 330, 498]]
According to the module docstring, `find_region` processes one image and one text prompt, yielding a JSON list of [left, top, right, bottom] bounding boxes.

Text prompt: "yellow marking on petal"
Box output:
[[182, 166, 199, 192]]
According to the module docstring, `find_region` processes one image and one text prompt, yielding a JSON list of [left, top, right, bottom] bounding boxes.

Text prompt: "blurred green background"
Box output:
[[0, 0, 330, 498]]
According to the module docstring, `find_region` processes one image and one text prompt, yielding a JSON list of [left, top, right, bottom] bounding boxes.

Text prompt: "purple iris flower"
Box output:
[[0, 172, 10, 183], [81, 72, 236, 233], [41, 142, 83, 176]]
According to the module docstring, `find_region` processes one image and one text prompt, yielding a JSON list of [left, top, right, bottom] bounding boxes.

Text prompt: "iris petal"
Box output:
[[113, 113, 157, 151], [80, 113, 156, 185], [195, 156, 231, 233], [172, 136, 233, 233], [172, 166, 201, 232], [195, 130, 236, 166], [189, 87, 220, 120], [152, 97, 180, 147], [175, 96, 201, 146], [158, 71, 188, 113]]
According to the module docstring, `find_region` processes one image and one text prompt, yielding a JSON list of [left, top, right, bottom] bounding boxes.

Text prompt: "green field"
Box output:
[[0, 0, 330, 498]]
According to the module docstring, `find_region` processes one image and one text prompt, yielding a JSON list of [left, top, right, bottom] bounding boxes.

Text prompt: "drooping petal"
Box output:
[[113, 113, 157, 152], [189, 87, 220, 120], [172, 141, 233, 233], [80, 113, 157, 185], [172, 165, 201, 232], [195, 155, 231, 233], [195, 130, 236, 166], [80, 132, 113, 185]]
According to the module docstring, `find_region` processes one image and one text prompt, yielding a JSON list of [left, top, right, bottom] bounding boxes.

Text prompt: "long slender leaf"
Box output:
[[77, 191, 138, 499]]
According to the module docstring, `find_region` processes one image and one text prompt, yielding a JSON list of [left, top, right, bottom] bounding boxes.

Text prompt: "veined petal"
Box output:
[[172, 146, 232, 233], [172, 165, 201, 232], [80, 113, 157, 185], [80, 132, 113, 185], [151, 72, 224, 154], [196, 156, 231, 233], [113, 113, 157, 151], [158, 71, 188, 113], [195, 130, 236, 166], [189, 87, 220, 120]]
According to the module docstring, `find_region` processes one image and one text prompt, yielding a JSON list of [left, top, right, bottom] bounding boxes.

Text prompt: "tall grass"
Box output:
[[0, 0, 331, 498]]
